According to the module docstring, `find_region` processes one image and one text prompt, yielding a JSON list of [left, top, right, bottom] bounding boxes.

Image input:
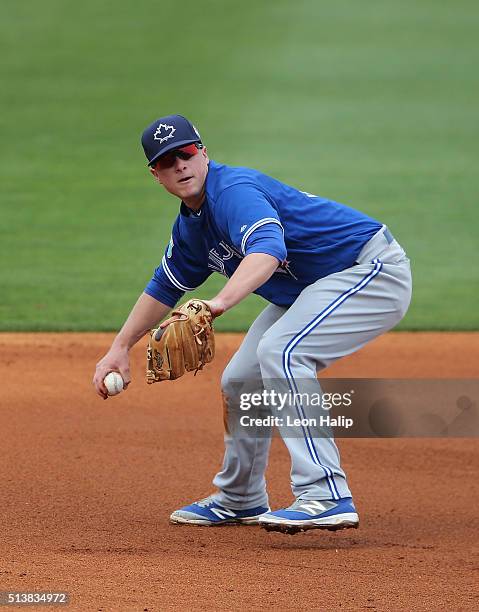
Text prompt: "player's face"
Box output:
[[150, 144, 209, 207]]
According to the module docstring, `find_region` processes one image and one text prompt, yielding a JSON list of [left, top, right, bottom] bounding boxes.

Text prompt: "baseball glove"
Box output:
[[146, 299, 215, 383]]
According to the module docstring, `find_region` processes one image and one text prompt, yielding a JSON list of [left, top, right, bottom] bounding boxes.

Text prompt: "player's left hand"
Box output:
[[202, 299, 226, 318], [147, 299, 216, 383]]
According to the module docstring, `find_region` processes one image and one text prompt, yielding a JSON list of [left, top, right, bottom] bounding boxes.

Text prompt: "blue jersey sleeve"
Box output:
[[145, 264, 185, 307], [217, 184, 287, 262], [144, 220, 211, 308]]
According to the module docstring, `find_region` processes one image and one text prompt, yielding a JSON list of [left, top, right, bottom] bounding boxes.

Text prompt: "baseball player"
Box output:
[[93, 114, 412, 534]]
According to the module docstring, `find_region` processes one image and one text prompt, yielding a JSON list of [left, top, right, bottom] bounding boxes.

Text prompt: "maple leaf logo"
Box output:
[[153, 123, 176, 144], [277, 259, 298, 280]]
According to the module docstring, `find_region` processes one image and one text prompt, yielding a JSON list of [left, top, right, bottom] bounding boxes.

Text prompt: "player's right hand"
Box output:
[[93, 346, 131, 400]]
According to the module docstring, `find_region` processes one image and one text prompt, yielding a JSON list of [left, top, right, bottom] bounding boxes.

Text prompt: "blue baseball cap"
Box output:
[[141, 114, 202, 166]]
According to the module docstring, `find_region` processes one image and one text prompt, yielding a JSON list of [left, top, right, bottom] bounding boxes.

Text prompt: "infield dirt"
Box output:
[[1, 333, 478, 611]]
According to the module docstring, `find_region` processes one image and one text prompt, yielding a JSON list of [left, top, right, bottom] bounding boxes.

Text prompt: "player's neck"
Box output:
[[182, 187, 206, 212]]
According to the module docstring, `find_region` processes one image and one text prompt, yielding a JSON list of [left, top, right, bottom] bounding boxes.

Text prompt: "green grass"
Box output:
[[1, 0, 478, 331]]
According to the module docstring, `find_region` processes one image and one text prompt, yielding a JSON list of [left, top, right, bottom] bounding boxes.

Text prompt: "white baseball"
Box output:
[[104, 372, 124, 396]]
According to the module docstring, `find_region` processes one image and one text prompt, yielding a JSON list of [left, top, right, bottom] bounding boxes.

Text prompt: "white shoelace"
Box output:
[[196, 495, 217, 508]]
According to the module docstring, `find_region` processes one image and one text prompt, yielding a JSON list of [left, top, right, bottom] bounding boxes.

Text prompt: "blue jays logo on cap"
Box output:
[[141, 114, 202, 166], [154, 123, 176, 143]]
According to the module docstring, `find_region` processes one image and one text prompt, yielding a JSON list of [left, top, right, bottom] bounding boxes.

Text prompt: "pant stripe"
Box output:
[[282, 259, 383, 500]]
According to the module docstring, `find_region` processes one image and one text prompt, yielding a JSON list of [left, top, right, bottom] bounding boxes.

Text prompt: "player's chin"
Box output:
[[175, 182, 199, 199]]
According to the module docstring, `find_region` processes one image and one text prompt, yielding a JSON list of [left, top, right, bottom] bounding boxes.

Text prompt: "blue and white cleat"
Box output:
[[258, 497, 359, 534], [170, 495, 270, 526]]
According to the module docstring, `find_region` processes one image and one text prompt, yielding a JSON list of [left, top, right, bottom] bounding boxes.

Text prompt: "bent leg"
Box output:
[[213, 303, 286, 509], [257, 249, 412, 501]]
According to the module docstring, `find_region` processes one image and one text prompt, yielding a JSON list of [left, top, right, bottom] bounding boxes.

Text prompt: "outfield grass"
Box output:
[[1, 0, 478, 331]]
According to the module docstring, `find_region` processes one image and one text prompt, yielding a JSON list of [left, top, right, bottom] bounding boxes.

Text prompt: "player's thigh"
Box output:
[[258, 260, 411, 368], [222, 302, 286, 390]]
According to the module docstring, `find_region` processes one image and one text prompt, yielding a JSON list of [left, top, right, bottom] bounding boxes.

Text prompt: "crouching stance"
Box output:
[[93, 114, 412, 534]]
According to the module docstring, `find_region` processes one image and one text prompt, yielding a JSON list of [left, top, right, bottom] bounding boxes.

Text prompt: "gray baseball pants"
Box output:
[[213, 226, 412, 508]]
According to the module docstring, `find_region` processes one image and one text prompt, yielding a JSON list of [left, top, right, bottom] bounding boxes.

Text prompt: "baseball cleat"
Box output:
[[258, 497, 359, 535], [170, 495, 270, 526]]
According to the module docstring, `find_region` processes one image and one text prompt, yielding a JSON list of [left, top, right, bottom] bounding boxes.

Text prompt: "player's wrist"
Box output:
[[111, 334, 133, 351], [205, 298, 227, 317]]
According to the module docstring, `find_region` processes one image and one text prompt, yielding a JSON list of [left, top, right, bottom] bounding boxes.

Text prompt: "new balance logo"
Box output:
[[298, 501, 326, 515], [211, 507, 237, 520], [240, 225, 247, 233]]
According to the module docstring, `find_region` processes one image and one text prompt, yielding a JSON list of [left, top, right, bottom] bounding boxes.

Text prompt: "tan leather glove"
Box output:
[[146, 299, 215, 383]]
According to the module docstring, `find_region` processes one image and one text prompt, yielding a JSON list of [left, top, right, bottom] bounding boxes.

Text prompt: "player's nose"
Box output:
[[174, 156, 187, 170]]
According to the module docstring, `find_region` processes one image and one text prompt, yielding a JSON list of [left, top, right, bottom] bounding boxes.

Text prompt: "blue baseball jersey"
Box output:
[[145, 160, 382, 307]]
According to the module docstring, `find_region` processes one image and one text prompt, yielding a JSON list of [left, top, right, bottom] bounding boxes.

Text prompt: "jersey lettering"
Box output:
[[208, 241, 243, 275]]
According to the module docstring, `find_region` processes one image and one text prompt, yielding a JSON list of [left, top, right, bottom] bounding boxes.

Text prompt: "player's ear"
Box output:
[[202, 146, 209, 161], [150, 167, 162, 184]]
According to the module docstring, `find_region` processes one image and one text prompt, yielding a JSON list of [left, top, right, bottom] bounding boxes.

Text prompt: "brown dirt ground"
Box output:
[[1, 332, 478, 611]]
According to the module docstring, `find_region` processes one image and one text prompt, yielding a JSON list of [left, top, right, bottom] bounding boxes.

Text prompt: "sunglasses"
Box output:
[[153, 142, 203, 170]]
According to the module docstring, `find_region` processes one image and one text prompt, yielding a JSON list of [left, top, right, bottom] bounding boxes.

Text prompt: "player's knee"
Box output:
[[221, 360, 256, 396], [258, 333, 329, 375], [256, 334, 282, 367], [221, 363, 236, 395]]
